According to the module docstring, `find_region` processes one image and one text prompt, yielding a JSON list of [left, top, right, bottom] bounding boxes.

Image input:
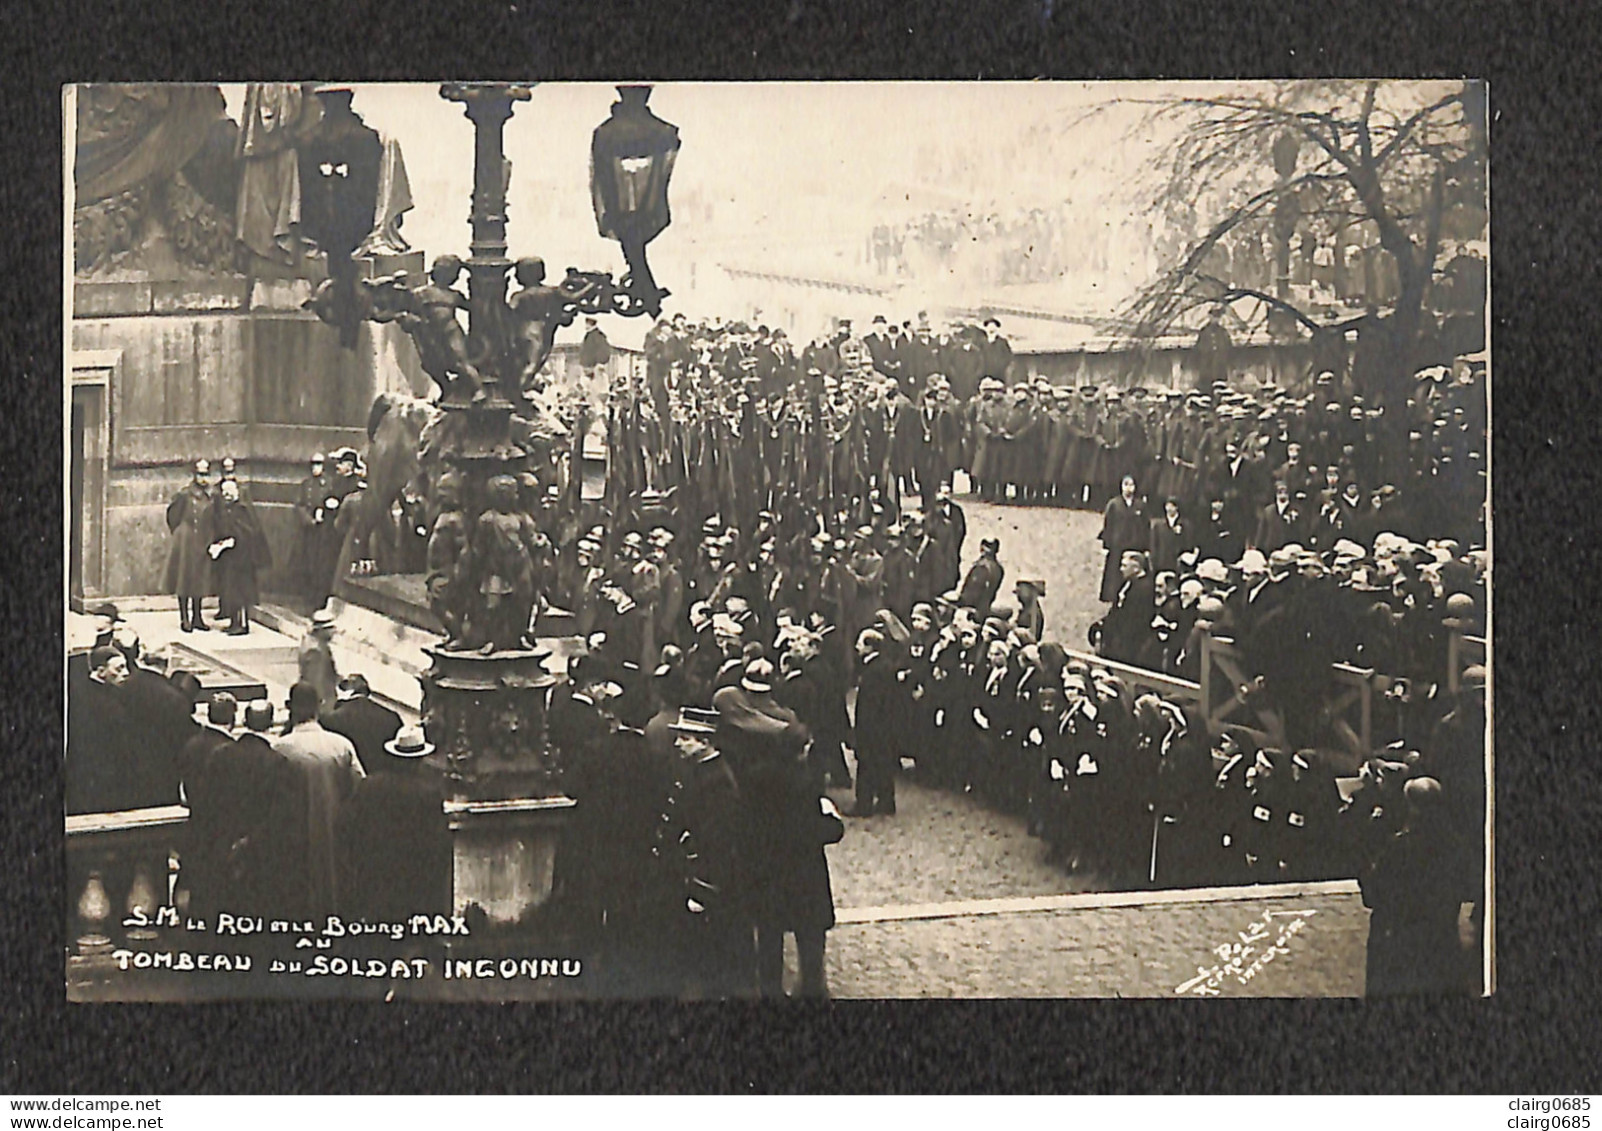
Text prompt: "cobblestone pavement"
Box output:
[[822, 891, 1369, 998], [953, 486, 1109, 655], [822, 774, 1091, 910], [812, 766, 1368, 998]]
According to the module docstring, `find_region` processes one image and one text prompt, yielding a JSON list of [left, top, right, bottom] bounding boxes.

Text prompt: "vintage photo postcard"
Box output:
[[64, 80, 1489, 1001]]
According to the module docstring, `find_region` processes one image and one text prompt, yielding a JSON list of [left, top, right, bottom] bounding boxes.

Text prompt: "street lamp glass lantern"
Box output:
[[590, 86, 681, 248]]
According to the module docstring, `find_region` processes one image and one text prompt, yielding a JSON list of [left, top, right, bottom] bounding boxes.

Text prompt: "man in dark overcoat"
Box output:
[[1252, 481, 1303, 553], [165, 458, 217, 632], [925, 487, 967, 595], [1097, 474, 1147, 603], [113, 629, 193, 808], [320, 673, 403, 774], [958, 536, 1005, 615], [979, 316, 1013, 383], [714, 660, 836, 999], [337, 725, 452, 925], [293, 453, 332, 601], [940, 324, 986, 403], [850, 629, 902, 817], [210, 476, 272, 635], [66, 645, 135, 815]]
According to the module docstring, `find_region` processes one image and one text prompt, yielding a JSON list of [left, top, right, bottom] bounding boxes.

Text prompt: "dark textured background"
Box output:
[[4, 0, 1597, 1094]]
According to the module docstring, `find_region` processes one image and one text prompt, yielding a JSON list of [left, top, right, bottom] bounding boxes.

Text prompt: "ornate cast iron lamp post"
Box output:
[[309, 82, 679, 931]]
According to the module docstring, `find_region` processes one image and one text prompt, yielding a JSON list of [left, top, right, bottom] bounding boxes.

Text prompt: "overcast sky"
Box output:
[[220, 81, 1168, 291]]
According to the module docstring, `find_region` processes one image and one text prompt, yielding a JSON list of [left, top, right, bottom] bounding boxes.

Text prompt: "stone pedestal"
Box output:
[[422, 646, 572, 929], [443, 795, 576, 928]]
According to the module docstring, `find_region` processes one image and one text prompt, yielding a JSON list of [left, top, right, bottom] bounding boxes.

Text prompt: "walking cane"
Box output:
[[1151, 813, 1180, 885], [1148, 804, 1167, 886]]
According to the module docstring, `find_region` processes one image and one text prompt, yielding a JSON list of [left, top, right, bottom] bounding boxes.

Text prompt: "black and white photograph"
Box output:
[[63, 79, 1490, 1001]]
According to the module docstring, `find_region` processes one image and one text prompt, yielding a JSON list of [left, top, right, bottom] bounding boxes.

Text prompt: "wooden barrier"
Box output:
[[1061, 647, 1202, 704], [1062, 635, 1378, 761], [1200, 635, 1375, 761]]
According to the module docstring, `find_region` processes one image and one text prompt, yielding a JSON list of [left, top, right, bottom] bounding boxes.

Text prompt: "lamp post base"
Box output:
[[423, 646, 569, 933], [444, 795, 576, 930]]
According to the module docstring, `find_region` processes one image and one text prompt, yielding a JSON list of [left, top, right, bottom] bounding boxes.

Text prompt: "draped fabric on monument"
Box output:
[[75, 84, 227, 206], [355, 137, 416, 259], [234, 82, 320, 266]]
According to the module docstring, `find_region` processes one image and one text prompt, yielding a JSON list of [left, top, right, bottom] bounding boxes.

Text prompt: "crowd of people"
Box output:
[[112, 298, 1488, 996], [67, 607, 450, 961], [527, 309, 1485, 993]]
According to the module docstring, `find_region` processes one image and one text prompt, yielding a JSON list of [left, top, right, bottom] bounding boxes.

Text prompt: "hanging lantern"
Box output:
[[590, 86, 680, 314]]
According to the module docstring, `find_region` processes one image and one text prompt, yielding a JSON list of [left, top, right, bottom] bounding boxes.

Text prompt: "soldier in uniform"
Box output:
[[292, 453, 332, 604], [657, 704, 752, 998], [165, 459, 217, 632]]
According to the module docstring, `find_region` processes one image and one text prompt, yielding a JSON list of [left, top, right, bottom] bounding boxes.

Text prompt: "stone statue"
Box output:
[[425, 468, 471, 645], [394, 255, 486, 405], [507, 257, 578, 396], [468, 474, 540, 653]]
